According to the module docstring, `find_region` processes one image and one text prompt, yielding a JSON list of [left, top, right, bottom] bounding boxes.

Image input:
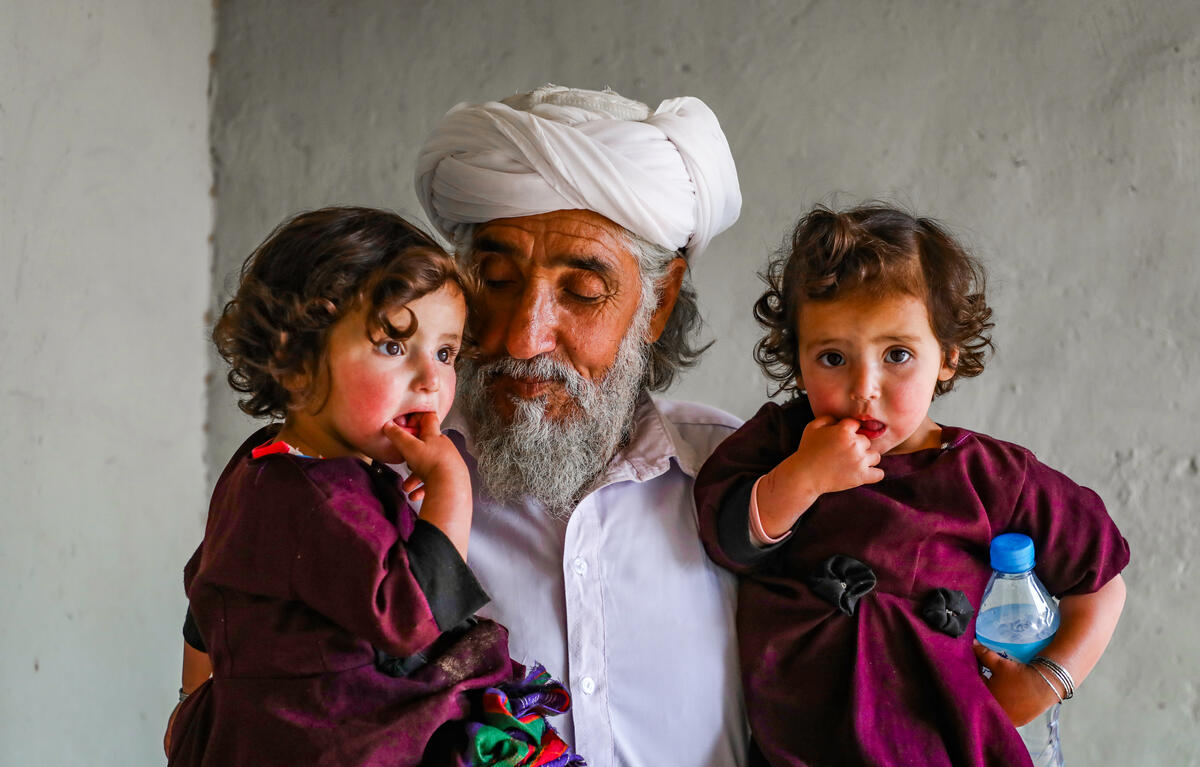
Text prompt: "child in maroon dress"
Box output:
[[166, 208, 583, 766], [694, 205, 1129, 767]]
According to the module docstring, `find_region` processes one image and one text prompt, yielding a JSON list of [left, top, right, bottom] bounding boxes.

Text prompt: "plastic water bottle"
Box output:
[[975, 533, 1063, 767]]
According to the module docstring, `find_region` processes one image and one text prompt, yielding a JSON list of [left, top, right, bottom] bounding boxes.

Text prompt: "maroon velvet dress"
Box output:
[[695, 399, 1130, 767], [168, 427, 516, 767]]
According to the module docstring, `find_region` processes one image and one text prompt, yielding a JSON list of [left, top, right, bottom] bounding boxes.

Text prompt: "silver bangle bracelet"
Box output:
[[178, 687, 190, 703], [1029, 663, 1064, 704], [1031, 656, 1076, 700]]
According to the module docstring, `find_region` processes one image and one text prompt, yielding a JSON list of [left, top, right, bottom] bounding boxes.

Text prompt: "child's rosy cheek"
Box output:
[[352, 378, 392, 410]]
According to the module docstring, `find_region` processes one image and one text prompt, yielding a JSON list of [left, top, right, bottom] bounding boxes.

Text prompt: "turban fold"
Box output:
[[415, 85, 741, 260]]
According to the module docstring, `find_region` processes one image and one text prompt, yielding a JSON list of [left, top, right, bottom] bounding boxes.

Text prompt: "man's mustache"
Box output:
[[472, 355, 593, 399]]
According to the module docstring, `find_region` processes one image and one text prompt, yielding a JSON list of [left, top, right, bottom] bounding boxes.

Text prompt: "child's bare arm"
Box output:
[[383, 414, 472, 560], [755, 415, 884, 538], [164, 643, 213, 755], [973, 574, 1126, 726]]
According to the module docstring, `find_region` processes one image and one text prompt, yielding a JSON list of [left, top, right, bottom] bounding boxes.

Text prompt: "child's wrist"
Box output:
[[420, 473, 472, 510], [758, 470, 818, 535], [423, 455, 469, 486], [763, 467, 820, 508]]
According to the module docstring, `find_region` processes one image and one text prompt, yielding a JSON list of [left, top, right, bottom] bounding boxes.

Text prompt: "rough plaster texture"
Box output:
[[205, 1, 1199, 763], [1, 0, 213, 762]]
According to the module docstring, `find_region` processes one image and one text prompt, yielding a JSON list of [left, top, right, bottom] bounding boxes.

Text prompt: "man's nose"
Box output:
[[504, 286, 557, 360]]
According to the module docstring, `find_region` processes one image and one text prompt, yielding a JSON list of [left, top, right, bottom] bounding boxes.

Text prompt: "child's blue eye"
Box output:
[[376, 340, 405, 357], [886, 348, 912, 364], [436, 346, 458, 364], [817, 352, 845, 367]]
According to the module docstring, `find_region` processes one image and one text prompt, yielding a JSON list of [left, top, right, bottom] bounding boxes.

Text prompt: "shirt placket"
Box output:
[[562, 494, 613, 766]]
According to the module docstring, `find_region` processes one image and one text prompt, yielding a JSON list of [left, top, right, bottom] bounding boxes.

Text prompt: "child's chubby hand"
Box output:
[[794, 415, 885, 495], [755, 416, 884, 538], [382, 412, 468, 503], [972, 642, 1061, 726]]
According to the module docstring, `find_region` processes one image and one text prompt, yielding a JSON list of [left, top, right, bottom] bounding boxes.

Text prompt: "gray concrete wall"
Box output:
[[204, 1, 1198, 763], [1, 0, 213, 763]]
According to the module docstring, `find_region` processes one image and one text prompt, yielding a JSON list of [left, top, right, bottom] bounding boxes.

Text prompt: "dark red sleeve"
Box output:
[[1004, 449, 1130, 597], [198, 455, 484, 660], [694, 397, 815, 573], [286, 460, 487, 657]]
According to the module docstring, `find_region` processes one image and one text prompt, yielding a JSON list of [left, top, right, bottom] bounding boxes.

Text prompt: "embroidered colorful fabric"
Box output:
[[463, 664, 586, 766]]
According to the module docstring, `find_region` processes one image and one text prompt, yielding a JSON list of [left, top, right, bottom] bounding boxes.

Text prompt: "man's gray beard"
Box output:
[[458, 308, 652, 520]]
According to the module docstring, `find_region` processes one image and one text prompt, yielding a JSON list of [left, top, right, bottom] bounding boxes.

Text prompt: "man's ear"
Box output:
[[645, 257, 688, 344]]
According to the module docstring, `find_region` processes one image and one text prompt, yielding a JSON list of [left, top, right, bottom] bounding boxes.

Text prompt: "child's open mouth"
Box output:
[[392, 412, 424, 435], [857, 419, 886, 439]]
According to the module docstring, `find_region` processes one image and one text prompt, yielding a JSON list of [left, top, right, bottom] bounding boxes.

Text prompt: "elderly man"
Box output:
[[415, 84, 746, 767]]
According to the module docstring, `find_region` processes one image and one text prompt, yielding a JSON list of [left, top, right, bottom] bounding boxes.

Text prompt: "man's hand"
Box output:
[[756, 416, 883, 538], [973, 642, 1061, 726]]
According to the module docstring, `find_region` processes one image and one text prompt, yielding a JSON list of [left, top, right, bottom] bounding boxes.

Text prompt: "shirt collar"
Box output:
[[443, 393, 697, 492]]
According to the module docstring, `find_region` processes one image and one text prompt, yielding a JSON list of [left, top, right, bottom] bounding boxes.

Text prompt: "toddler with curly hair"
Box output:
[[695, 204, 1128, 767], [166, 207, 583, 767]]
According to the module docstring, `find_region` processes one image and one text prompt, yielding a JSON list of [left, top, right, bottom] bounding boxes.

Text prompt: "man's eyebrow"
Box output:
[[472, 235, 515, 255], [558, 254, 615, 275], [472, 236, 616, 275]]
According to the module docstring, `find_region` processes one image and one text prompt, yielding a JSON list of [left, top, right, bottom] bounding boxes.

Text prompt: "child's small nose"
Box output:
[[850, 364, 880, 401], [414, 358, 440, 391]]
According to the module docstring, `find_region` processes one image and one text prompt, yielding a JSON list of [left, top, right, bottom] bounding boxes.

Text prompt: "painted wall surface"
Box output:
[[0, 0, 213, 763], [205, 1, 1198, 763]]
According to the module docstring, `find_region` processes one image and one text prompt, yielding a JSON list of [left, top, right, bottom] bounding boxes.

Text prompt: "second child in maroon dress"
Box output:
[[694, 205, 1129, 767], [167, 207, 583, 766]]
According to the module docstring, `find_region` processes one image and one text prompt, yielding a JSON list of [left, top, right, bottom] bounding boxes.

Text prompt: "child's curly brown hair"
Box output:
[[754, 204, 994, 397], [214, 207, 472, 420]]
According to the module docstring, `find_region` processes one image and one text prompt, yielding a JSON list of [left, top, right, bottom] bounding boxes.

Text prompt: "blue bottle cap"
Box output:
[[990, 533, 1036, 573]]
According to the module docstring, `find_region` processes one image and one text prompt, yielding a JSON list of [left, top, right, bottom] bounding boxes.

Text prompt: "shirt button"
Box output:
[[572, 557, 588, 576], [580, 677, 596, 695]]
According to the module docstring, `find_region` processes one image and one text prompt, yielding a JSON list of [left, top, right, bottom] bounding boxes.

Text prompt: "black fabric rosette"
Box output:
[[919, 588, 974, 637], [803, 555, 877, 616]]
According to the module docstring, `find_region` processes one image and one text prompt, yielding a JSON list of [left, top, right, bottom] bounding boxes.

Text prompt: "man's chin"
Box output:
[[489, 384, 580, 423]]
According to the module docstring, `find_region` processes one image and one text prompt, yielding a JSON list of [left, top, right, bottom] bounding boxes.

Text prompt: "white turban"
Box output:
[[414, 84, 742, 260]]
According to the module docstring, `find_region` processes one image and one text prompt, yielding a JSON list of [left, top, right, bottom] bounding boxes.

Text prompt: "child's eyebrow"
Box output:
[[803, 334, 923, 347], [803, 336, 847, 348]]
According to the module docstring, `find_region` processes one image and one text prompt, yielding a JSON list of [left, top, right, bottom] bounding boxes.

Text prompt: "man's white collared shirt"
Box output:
[[445, 397, 747, 767]]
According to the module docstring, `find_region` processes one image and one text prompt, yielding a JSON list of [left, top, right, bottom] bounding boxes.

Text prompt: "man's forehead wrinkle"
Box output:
[[475, 224, 634, 275]]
